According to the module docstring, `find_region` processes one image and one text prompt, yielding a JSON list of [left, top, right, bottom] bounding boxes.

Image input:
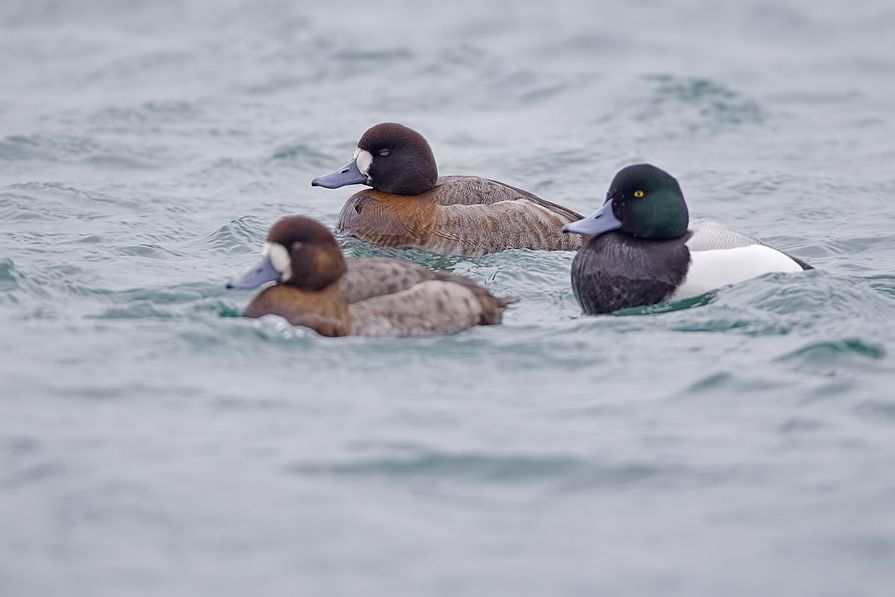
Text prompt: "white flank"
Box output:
[[355, 148, 373, 176], [670, 244, 803, 301], [263, 242, 293, 282]]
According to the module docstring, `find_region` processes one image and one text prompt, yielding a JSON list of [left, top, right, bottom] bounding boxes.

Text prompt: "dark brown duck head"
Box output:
[[226, 216, 347, 291], [311, 122, 438, 196]]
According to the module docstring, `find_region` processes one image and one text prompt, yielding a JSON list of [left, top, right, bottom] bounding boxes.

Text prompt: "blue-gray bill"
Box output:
[[226, 255, 280, 290], [562, 202, 623, 237], [311, 160, 368, 189]]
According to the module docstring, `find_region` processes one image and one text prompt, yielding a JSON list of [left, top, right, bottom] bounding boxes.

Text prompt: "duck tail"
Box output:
[[431, 271, 515, 325], [483, 294, 517, 325], [789, 255, 814, 271]]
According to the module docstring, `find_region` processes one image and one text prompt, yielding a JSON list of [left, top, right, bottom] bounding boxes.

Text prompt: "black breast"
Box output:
[[571, 233, 691, 314]]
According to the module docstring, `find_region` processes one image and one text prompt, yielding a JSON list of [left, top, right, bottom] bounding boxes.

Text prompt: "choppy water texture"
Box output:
[[2, 1, 895, 595]]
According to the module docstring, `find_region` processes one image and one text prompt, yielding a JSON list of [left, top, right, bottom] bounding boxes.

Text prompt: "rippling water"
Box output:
[[2, 1, 895, 595]]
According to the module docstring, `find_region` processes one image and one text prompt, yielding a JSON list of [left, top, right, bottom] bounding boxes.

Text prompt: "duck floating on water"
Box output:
[[562, 164, 812, 314], [311, 122, 583, 256], [226, 216, 511, 336]]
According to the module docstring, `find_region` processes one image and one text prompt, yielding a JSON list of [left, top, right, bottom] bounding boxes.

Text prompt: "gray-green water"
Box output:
[[2, 1, 895, 595]]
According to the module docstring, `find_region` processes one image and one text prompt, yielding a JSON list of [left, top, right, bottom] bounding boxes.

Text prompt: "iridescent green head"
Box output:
[[563, 164, 689, 240]]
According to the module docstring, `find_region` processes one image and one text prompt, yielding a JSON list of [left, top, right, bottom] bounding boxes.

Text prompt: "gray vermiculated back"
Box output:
[[685, 218, 762, 251]]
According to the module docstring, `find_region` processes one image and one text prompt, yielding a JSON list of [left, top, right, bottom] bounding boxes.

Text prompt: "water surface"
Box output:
[[2, 1, 895, 595]]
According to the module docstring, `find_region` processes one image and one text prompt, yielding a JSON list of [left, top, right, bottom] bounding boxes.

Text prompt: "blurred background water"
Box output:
[[2, 1, 895, 595]]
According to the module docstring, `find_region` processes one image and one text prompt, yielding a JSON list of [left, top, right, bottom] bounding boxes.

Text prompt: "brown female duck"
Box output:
[[226, 216, 511, 337], [311, 123, 583, 256]]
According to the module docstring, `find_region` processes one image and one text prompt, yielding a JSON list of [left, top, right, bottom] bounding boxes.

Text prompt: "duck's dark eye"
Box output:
[[378, 148, 390, 157]]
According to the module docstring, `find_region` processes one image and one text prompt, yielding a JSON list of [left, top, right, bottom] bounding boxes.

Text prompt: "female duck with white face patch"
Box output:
[[226, 216, 512, 337], [311, 122, 584, 256], [562, 164, 813, 315]]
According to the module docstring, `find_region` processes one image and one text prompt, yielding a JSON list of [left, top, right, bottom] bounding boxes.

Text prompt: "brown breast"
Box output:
[[337, 176, 583, 256], [337, 190, 436, 248], [243, 284, 351, 337]]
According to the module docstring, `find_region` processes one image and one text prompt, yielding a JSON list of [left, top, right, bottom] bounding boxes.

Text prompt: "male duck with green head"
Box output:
[[562, 164, 812, 314]]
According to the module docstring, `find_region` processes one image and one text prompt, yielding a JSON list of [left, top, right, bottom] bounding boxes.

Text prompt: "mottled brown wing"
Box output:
[[427, 201, 583, 255], [431, 176, 584, 222], [348, 280, 510, 337], [338, 258, 437, 303]]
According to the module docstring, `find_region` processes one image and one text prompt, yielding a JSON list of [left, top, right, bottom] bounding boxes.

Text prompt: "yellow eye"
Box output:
[[633, 190, 645, 198]]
